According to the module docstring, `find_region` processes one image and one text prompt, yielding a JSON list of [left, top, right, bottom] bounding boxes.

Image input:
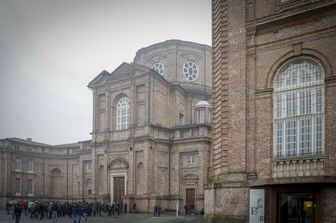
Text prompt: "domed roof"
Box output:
[[196, 100, 210, 107]]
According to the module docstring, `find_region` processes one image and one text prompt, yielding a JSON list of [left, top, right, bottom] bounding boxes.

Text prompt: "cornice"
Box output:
[[247, 2, 336, 36], [255, 88, 273, 96], [0, 149, 79, 160], [326, 76, 336, 84]]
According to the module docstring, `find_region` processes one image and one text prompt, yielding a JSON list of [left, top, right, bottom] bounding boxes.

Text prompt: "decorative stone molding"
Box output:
[[246, 26, 256, 39], [272, 157, 325, 178]]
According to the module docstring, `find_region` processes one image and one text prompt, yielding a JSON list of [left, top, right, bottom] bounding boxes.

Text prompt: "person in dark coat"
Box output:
[[123, 202, 127, 214], [14, 204, 22, 223]]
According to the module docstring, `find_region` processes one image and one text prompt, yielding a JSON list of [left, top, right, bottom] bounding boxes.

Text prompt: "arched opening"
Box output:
[[50, 168, 63, 197]]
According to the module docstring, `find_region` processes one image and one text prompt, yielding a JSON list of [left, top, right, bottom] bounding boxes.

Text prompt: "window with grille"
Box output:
[[116, 97, 129, 130], [273, 58, 324, 158], [183, 153, 197, 165], [196, 108, 205, 124], [15, 160, 21, 171], [27, 179, 33, 194], [16, 178, 21, 193], [28, 160, 33, 172]]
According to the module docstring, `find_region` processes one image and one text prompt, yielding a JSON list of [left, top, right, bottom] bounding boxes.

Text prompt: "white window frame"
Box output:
[[15, 178, 21, 193], [15, 160, 21, 171], [183, 153, 197, 165], [152, 62, 164, 75], [116, 97, 129, 130], [196, 108, 205, 124], [273, 58, 324, 158], [179, 112, 185, 125], [27, 179, 33, 195], [86, 162, 92, 172], [28, 160, 33, 172]]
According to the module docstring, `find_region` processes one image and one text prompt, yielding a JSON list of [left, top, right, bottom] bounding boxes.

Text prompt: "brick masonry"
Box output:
[[206, 0, 336, 222]]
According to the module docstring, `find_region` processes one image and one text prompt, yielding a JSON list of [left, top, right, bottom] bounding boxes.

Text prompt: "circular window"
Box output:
[[183, 61, 198, 81], [152, 62, 164, 75]]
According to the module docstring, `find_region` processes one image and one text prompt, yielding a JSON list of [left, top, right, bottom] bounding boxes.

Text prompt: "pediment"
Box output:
[[108, 157, 129, 169], [108, 62, 150, 81], [88, 70, 109, 88]]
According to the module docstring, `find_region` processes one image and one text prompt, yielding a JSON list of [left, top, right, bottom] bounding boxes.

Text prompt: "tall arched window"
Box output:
[[273, 58, 324, 158], [116, 97, 129, 130]]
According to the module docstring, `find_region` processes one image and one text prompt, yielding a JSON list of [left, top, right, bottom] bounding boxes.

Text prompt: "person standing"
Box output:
[[14, 204, 21, 223], [123, 202, 127, 214], [132, 202, 136, 214]]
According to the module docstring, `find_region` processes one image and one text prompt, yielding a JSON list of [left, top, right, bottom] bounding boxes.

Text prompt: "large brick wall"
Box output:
[[206, 0, 336, 222]]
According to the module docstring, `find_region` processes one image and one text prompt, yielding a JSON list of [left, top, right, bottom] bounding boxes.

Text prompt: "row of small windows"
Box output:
[[273, 57, 324, 159], [15, 160, 33, 172], [152, 61, 199, 81], [14, 145, 32, 151]]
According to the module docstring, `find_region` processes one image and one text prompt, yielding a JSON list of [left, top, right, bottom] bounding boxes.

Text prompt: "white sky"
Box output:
[[0, 0, 211, 145]]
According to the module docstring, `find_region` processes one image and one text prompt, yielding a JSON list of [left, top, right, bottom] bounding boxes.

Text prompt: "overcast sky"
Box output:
[[0, 0, 211, 145]]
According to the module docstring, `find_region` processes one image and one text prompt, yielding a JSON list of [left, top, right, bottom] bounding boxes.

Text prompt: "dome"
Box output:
[[196, 100, 210, 108]]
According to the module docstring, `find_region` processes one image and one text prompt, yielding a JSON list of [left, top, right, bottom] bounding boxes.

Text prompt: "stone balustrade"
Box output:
[[272, 157, 325, 178]]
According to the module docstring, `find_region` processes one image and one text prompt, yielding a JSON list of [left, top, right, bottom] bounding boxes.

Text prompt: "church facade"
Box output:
[[0, 40, 212, 213], [205, 0, 336, 222]]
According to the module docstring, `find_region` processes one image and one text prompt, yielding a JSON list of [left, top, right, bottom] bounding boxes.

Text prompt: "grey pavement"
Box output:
[[0, 210, 207, 223]]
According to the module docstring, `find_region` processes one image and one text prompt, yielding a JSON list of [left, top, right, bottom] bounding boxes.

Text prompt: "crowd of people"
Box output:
[[6, 200, 137, 223]]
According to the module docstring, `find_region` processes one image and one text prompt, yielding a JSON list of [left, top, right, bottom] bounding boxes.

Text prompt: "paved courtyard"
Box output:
[[0, 210, 206, 223]]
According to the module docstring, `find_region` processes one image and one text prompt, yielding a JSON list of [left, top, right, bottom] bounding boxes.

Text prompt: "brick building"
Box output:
[[0, 40, 212, 213], [205, 0, 336, 222]]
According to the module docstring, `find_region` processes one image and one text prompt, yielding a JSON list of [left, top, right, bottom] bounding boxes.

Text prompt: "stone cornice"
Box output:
[[0, 149, 79, 160], [255, 88, 273, 96], [247, 2, 336, 36], [326, 76, 336, 84]]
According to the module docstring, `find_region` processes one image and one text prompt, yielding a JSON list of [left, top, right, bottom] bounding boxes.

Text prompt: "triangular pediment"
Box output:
[[107, 62, 134, 81], [108, 62, 150, 81], [88, 70, 110, 88]]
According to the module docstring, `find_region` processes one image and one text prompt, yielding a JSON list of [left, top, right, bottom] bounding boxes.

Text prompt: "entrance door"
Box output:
[[278, 193, 315, 223], [113, 177, 125, 203], [186, 188, 195, 215]]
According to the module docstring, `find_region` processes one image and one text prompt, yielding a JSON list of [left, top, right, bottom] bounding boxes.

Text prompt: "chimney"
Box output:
[[26, 138, 32, 142]]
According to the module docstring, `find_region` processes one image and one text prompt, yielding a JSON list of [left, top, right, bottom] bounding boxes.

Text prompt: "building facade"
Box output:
[[0, 40, 212, 213], [205, 0, 336, 223]]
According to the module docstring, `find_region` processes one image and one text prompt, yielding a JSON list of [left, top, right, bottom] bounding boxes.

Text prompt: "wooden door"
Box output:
[[186, 188, 195, 214], [113, 177, 125, 203]]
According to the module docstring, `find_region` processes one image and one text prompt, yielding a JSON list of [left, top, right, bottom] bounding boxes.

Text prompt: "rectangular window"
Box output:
[[316, 89, 322, 113], [196, 108, 205, 124], [286, 93, 297, 117], [179, 113, 185, 125], [276, 122, 283, 157], [315, 116, 322, 154], [183, 154, 197, 165], [15, 178, 21, 193], [27, 179, 33, 194], [28, 160, 33, 172], [299, 118, 311, 155], [88, 189, 92, 195], [299, 91, 311, 115], [286, 120, 297, 157], [86, 162, 92, 172], [276, 96, 282, 118], [15, 160, 21, 171]]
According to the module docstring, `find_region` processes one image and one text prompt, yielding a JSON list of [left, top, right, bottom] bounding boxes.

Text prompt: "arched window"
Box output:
[[273, 58, 324, 158], [195, 100, 210, 124], [116, 97, 129, 130], [196, 108, 205, 124]]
